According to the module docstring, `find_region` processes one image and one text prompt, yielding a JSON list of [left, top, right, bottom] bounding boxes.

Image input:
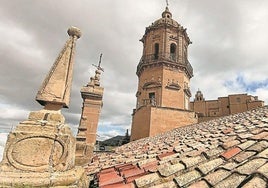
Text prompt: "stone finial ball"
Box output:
[[67, 26, 82, 38]]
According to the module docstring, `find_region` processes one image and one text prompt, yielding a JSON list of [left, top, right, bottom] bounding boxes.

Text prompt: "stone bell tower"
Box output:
[[131, 7, 197, 141], [75, 54, 104, 165]]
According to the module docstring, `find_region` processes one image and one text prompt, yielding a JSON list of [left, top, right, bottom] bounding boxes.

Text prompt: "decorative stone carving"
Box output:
[[166, 82, 181, 90], [143, 81, 161, 89], [0, 27, 88, 187]]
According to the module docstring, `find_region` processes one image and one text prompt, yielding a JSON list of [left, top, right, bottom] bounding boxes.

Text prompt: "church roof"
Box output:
[[87, 106, 268, 187]]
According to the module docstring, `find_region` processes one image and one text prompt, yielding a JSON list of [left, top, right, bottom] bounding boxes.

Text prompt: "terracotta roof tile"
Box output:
[[222, 139, 241, 149], [238, 133, 254, 139], [174, 170, 201, 187], [197, 158, 224, 174], [158, 153, 180, 162], [236, 158, 267, 175], [257, 162, 268, 177], [251, 128, 266, 134], [137, 158, 158, 167], [247, 140, 268, 152], [88, 107, 268, 188], [251, 131, 268, 140], [121, 166, 145, 178], [158, 162, 185, 177], [180, 155, 206, 168], [256, 148, 268, 158], [221, 147, 242, 160], [203, 146, 224, 158], [188, 180, 210, 188], [157, 151, 175, 160], [150, 181, 177, 188], [125, 172, 148, 184], [240, 176, 267, 188], [134, 172, 160, 187], [220, 162, 239, 170], [99, 171, 124, 187], [222, 128, 233, 134], [204, 168, 231, 186], [214, 173, 246, 188], [142, 162, 159, 173], [233, 151, 256, 163], [101, 182, 135, 188], [238, 140, 256, 150]]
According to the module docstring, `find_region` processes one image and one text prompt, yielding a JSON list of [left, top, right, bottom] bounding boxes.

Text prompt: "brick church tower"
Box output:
[[131, 7, 197, 141], [75, 55, 104, 165]]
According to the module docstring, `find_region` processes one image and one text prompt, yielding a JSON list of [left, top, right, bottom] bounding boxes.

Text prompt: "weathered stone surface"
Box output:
[[0, 27, 88, 187], [36, 26, 81, 108], [75, 56, 104, 166]]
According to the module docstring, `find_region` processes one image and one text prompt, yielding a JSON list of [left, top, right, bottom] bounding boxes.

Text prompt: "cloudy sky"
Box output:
[[1, 0, 268, 140]]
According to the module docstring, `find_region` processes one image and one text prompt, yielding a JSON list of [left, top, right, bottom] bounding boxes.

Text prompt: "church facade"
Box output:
[[190, 90, 264, 122], [130, 7, 197, 141]]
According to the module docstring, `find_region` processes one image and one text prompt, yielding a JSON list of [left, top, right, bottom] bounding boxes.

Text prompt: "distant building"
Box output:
[[130, 7, 197, 141], [190, 90, 264, 122]]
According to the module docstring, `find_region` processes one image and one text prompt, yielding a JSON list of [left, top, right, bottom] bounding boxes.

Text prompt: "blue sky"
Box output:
[[224, 74, 268, 94]]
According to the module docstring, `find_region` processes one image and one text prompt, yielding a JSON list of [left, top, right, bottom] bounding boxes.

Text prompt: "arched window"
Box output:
[[154, 43, 159, 60], [170, 43, 176, 61]]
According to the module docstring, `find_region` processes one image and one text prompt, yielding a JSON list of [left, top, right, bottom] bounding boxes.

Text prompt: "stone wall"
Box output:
[[131, 106, 197, 141]]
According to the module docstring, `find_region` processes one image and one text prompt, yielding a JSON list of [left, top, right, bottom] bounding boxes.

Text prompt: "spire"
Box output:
[[162, 5, 172, 18], [166, 0, 169, 7], [36, 26, 81, 109]]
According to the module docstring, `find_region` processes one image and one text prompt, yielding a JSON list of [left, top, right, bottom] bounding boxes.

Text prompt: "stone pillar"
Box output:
[[0, 27, 89, 187], [76, 62, 104, 166]]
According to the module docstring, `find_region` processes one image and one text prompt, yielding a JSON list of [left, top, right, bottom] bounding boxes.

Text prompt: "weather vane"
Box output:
[[166, 0, 169, 7], [92, 53, 104, 72]]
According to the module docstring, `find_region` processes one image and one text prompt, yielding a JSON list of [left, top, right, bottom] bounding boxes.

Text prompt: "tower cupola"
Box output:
[[162, 7, 172, 19]]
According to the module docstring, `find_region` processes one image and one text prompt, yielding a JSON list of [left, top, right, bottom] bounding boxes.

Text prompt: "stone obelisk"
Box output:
[[0, 27, 88, 187]]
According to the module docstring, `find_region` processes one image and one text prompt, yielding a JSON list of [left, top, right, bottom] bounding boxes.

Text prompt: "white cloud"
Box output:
[[1, 0, 268, 139]]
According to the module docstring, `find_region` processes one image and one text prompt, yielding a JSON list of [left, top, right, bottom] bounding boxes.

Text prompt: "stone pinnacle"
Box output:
[[36, 26, 81, 109], [67, 26, 82, 39]]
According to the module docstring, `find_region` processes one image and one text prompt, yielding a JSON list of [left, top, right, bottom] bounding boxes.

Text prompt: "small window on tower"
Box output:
[[149, 92, 156, 105], [170, 43, 176, 61], [154, 43, 159, 59]]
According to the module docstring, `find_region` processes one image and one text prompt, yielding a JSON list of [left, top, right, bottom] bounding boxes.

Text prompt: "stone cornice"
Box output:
[[137, 60, 193, 79]]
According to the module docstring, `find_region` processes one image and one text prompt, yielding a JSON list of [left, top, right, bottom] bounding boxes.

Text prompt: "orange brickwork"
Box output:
[[131, 7, 197, 141]]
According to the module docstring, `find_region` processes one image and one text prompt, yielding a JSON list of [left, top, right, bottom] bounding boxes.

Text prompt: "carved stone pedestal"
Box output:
[[75, 142, 94, 166], [0, 110, 89, 187]]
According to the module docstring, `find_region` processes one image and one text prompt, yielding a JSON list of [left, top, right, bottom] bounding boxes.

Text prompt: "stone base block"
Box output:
[[0, 166, 89, 187], [0, 109, 89, 187], [75, 143, 94, 166]]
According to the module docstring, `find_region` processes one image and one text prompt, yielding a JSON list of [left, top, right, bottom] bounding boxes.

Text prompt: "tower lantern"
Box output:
[[131, 7, 197, 141]]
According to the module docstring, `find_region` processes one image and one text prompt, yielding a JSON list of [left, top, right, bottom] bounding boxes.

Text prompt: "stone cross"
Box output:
[[92, 53, 104, 72]]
